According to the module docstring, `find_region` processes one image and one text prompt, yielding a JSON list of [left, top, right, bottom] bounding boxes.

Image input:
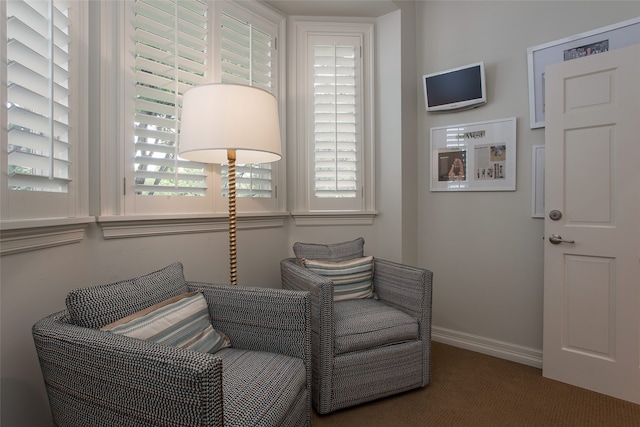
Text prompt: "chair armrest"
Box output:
[[373, 258, 433, 329], [33, 311, 223, 427], [188, 282, 311, 362], [280, 258, 334, 410], [374, 259, 434, 388], [279, 259, 334, 338]]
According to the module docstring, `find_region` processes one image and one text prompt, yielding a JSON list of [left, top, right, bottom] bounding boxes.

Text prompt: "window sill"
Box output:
[[0, 217, 95, 256], [291, 211, 378, 226], [96, 212, 288, 239]]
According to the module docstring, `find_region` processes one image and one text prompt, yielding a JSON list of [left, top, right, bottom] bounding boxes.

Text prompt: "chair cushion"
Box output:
[[100, 291, 231, 354], [293, 237, 364, 262], [66, 262, 189, 329], [333, 298, 419, 355], [217, 348, 307, 426], [302, 256, 375, 301]]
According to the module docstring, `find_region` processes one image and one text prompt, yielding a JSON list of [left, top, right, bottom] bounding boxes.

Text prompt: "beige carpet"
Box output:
[[312, 341, 640, 426]]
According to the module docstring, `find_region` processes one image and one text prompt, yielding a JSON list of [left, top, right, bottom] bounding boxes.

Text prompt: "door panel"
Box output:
[[565, 126, 613, 224], [563, 255, 614, 358], [543, 43, 640, 404]]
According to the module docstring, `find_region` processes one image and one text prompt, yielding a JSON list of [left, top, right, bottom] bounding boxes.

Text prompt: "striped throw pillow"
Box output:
[[303, 256, 375, 301], [101, 291, 230, 354]]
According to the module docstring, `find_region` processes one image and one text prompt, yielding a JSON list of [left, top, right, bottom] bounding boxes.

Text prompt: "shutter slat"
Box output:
[[135, 84, 178, 107], [136, 142, 176, 155], [136, 29, 206, 66], [135, 66, 205, 94], [221, 61, 250, 81], [8, 105, 69, 138], [135, 170, 206, 182], [180, 0, 207, 16], [134, 112, 176, 131], [8, 150, 70, 172], [136, 55, 206, 83], [8, 60, 69, 101], [8, 172, 70, 192], [136, 0, 175, 30], [220, 72, 248, 86], [222, 37, 250, 61], [7, 1, 48, 35], [135, 68, 176, 94], [236, 189, 272, 197], [7, 38, 68, 83], [8, 127, 69, 156], [7, 16, 70, 65], [135, 155, 177, 169], [222, 14, 250, 39], [8, 83, 69, 120], [134, 185, 207, 196], [135, 98, 178, 118], [135, 127, 176, 143]]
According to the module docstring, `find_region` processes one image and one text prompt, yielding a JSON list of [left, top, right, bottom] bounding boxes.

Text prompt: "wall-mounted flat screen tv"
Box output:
[[423, 62, 486, 112]]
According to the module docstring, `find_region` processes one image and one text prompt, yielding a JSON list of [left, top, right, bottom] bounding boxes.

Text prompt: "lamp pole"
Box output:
[[227, 149, 237, 286]]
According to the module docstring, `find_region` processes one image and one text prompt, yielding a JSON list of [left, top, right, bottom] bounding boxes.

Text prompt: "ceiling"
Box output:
[[264, 0, 399, 18]]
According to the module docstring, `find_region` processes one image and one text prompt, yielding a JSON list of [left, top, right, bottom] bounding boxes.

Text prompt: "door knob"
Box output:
[[549, 210, 562, 221], [549, 234, 575, 245]]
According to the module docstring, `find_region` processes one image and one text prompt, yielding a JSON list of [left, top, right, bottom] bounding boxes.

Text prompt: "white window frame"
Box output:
[[290, 20, 375, 225], [1, 0, 92, 255]]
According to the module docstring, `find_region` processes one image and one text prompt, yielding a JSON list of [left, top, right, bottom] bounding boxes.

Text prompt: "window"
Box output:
[[124, 0, 214, 215], [218, 1, 282, 211], [133, 0, 209, 198], [119, 0, 283, 216], [292, 22, 375, 216], [311, 36, 360, 202], [2, 0, 88, 220]]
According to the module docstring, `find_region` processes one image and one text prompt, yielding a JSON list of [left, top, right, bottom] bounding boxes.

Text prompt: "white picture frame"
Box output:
[[430, 117, 516, 192], [527, 16, 640, 129], [531, 145, 545, 218]]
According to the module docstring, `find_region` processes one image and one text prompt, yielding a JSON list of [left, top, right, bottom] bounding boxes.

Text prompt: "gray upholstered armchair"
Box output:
[[281, 238, 433, 414], [32, 262, 311, 427]]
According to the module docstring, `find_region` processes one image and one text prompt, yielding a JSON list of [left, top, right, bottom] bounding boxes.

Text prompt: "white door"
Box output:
[[543, 43, 640, 403]]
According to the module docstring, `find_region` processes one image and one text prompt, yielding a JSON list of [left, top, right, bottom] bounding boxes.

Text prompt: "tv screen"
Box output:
[[423, 62, 486, 112]]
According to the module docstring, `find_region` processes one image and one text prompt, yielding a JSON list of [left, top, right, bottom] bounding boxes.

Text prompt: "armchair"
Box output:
[[32, 262, 311, 427], [281, 238, 433, 414]]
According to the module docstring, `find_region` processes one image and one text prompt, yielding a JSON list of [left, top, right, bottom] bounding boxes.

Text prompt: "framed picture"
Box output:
[[430, 117, 516, 192], [531, 145, 545, 218], [527, 16, 640, 129]]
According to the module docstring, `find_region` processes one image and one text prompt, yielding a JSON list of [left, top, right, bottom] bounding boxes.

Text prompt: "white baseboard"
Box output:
[[432, 326, 543, 369]]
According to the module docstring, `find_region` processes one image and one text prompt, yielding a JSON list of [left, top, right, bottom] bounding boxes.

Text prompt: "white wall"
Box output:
[[375, 2, 420, 266], [375, 9, 405, 261], [416, 1, 640, 362]]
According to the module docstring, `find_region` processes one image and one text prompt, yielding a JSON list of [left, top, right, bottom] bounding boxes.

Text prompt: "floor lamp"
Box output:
[[179, 84, 282, 286]]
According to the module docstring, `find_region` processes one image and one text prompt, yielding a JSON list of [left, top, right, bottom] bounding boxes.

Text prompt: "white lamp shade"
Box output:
[[179, 84, 282, 164]]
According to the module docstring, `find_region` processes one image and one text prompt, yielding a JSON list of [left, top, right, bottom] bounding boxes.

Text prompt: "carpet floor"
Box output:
[[311, 341, 640, 426]]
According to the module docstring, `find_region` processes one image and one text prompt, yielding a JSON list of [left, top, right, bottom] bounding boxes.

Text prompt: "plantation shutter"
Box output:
[[221, 11, 274, 92], [6, 0, 71, 193], [312, 36, 361, 199], [133, 0, 209, 196], [220, 9, 277, 198]]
